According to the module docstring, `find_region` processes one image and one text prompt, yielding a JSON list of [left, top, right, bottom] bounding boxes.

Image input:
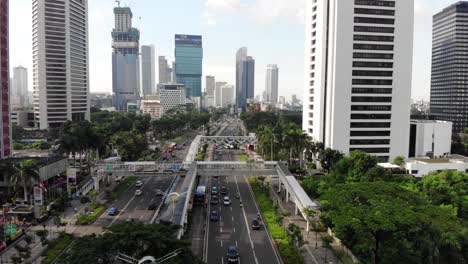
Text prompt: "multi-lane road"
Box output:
[[194, 121, 280, 264]]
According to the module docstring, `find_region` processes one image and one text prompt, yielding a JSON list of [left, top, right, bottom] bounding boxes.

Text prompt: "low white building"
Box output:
[[140, 100, 161, 119], [158, 83, 186, 115], [409, 120, 452, 158], [405, 155, 468, 178]]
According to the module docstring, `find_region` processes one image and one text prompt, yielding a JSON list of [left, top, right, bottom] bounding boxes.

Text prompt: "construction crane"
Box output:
[[115, 0, 120, 7]]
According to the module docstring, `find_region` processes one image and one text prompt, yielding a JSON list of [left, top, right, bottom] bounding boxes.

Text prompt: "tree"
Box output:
[[11, 159, 39, 203], [317, 148, 343, 172], [61, 222, 202, 264], [112, 131, 147, 161], [321, 235, 334, 262], [320, 182, 466, 264], [287, 223, 304, 248], [392, 156, 405, 166], [0, 160, 15, 195]]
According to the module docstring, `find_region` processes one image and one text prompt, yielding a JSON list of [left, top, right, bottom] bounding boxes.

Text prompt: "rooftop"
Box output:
[[408, 155, 468, 164]]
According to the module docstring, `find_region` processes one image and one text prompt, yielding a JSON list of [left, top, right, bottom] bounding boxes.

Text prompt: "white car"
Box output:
[[223, 196, 231, 206], [135, 181, 143, 187], [135, 190, 143, 196]]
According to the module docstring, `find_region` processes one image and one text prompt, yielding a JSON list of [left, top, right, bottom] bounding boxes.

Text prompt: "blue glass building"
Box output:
[[175, 35, 203, 98]]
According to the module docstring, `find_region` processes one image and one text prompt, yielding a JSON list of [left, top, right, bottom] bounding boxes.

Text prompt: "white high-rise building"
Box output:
[[265, 64, 279, 104], [12, 66, 29, 109], [33, 0, 90, 129], [158, 83, 186, 115], [303, 0, 414, 162], [141, 45, 155, 96], [215, 81, 227, 107], [221, 84, 234, 108], [158, 56, 172, 84]]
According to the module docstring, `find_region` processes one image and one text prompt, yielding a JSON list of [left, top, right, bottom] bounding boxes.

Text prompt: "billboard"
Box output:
[[34, 187, 43, 206]]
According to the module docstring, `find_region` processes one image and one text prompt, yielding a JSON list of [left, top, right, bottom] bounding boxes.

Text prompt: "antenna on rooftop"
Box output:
[[115, 0, 120, 7]]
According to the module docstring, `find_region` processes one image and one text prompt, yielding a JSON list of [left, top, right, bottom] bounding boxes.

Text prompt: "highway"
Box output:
[[201, 120, 281, 264]]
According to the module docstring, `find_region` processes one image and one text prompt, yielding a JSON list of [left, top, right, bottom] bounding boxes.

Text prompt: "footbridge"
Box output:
[[200, 136, 257, 146]]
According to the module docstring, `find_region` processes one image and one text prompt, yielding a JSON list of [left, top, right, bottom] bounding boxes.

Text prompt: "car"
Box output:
[[227, 246, 239, 263], [135, 181, 143, 187], [107, 207, 118, 216], [220, 187, 228, 195], [135, 190, 142, 196], [211, 195, 219, 204], [252, 219, 261, 230], [223, 196, 231, 206], [125, 218, 134, 222], [210, 211, 219, 221], [147, 203, 157, 210], [211, 186, 218, 195]]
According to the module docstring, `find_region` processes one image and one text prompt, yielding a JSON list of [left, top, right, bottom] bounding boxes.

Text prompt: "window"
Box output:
[[350, 122, 391, 128], [354, 17, 395, 25], [350, 131, 391, 136], [355, 0, 395, 7], [354, 26, 394, 33], [352, 70, 393, 77], [354, 35, 394, 42], [352, 88, 392, 94], [353, 61, 393, 68], [353, 52, 393, 59], [352, 79, 393, 85], [354, 8, 395, 16], [351, 105, 392, 111], [411, 170, 419, 174], [350, 148, 390, 153], [351, 96, 392, 102], [353, 44, 394, 51], [350, 139, 390, 145], [351, 114, 391, 119]]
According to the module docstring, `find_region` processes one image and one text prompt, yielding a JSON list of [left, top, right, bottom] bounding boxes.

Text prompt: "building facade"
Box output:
[[141, 45, 155, 96], [12, 66, 29, 109], [215, 81, 227, 107], [140, 100, 161, 119], [112, 6, 140, 112], [0, 0, 11, 158], [303, 0, 414, 162], [221, 84, 234, 108], [158, 56, 172, 84], [174, 35, 203, 98], [158, 83, 186, 115], [32, 0, 90, 129], [409, 120, 452, 158], [235, 48, 255, 111], [265, 64, 279, 104], [430, 2, 468, 133]]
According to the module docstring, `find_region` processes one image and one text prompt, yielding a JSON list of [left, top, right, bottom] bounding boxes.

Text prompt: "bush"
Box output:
[[42, 233, 73, 264], [76, 206, 105, 225], [249, 177, 304, 264]]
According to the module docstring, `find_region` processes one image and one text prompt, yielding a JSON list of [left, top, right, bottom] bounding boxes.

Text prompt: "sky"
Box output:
[[7, 0, 462, 101]]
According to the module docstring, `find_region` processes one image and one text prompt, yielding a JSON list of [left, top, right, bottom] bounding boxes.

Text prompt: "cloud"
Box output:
[[202, 0, 305, 28]]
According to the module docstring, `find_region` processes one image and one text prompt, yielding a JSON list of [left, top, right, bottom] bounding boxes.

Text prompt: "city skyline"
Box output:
[[8, 0, 455, 102]]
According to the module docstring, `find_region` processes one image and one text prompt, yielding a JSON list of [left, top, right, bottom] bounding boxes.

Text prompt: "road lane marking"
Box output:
[[234, 176, 259, 264], [232, 216, 234, 221], [233, 227, 235, 233], [107, 177, 152, 228], [244, 176, 282, 264]]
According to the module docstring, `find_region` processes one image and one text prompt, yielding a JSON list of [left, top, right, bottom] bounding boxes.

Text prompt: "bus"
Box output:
[[194, 185, 207, 206]]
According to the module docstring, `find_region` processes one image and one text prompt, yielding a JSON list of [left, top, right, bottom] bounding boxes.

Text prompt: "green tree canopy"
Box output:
[[321, 182, 466, 264]]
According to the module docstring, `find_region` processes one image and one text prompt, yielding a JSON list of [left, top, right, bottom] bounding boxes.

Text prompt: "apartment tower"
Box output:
[[303, 0, 414, 161], [32, 0, 90, 129], [0, 0, 11, 158]]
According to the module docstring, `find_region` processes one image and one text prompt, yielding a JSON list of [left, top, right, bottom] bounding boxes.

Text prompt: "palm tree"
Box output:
[[256, 125, 275, 160], [11, 159, 39, 203]]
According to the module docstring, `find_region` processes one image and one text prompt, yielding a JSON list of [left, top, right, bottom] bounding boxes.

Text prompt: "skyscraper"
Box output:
[[158, 56, 172, 84], [215, 82, 227, 107], [265, 64, 279, 104], [430, 2, 468, 133], [0, 0, 11, 158], [112, 6, 140, 112], [141, 45, 155, 96], [303, 0, 414, 161], [32, 0, 90, 129], [236, 48, 255, 111], [12, 66, 29, 109], [221, 84, 234, 108], [175, 34, 203, 98], [206, 76, 215, 96]]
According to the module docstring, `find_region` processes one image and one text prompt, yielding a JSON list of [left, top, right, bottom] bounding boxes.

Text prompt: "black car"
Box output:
[[210, 211, 219, 221], [220, 187, 228, 195], [147, 203, 157, 210], [211, 195, 219, 204], [252, 219, 261, 230], [227, 246, 239, 263]]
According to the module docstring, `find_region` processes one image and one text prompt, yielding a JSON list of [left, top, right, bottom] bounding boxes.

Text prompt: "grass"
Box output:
[[106, 176, 138, 201], [75, 206, 105, 225], [42, 233, 73, 264], [249, 177, 304, 264]]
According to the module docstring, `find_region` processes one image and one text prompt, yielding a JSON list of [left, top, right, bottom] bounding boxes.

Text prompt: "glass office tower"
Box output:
[[175, 35, 203, 98]]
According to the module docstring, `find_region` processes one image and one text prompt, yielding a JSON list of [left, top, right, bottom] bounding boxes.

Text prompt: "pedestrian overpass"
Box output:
[[199, 136, 257, 146]]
